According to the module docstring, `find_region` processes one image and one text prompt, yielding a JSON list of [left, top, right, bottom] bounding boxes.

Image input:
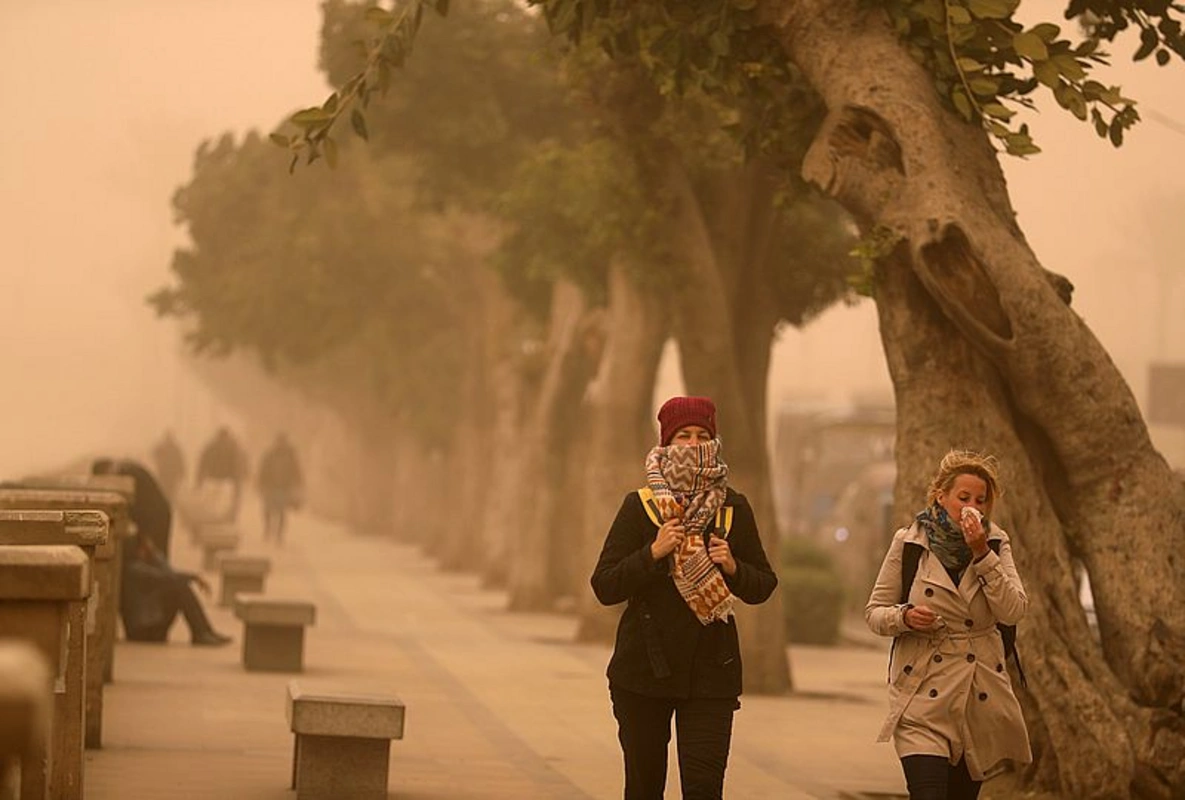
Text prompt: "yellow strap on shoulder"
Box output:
[[637, 488, 733, 535], [637, 487, 662, 526], [716, 505, 733, 537]]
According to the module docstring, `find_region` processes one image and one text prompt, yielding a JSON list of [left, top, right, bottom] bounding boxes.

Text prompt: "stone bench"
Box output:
[[196, 524, 240, 572], [0, 509, 112, 753], [0, 485, 130, 690], [217, 555, 271, 608], [0, 641, 53, 800], [286, 682, 405, 800], [0, 545, 91, 800], [233, 595, 315, 672]]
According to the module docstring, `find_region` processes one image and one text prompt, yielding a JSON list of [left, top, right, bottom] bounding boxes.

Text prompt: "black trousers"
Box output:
[[610, 686, 738, 800], [124, 577, 215, 643], [900, 755, 981, 800], [263, 502, 288, 544]]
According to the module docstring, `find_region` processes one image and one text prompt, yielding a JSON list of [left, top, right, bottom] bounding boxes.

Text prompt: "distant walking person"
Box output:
[[257, 432, 304, 545], [196, 427, 247, 522], [591, 396, 778, 800], [866, 450, 1031, 800], [150, 430, 186, 500]]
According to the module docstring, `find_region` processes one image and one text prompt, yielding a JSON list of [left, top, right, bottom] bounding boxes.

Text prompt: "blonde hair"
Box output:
[[926, 449, 1002, 508]]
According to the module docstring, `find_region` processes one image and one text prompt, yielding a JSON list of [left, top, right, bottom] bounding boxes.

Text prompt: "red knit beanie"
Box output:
[[657, 396, 717, 446]]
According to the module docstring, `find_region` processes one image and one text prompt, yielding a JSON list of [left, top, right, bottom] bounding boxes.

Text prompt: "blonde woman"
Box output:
[[866, 450, 1031, 800]]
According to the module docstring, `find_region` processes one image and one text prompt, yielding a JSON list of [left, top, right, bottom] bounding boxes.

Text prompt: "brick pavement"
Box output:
[[83, 506, 908, 799]]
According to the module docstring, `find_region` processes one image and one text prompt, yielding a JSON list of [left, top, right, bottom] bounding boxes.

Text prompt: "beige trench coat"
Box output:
[[865, 522, 1032, 780]]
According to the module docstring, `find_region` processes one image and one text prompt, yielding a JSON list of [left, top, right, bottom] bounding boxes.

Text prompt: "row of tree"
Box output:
[[153, 0, 858, 696], [156, 0, 1185, 795]]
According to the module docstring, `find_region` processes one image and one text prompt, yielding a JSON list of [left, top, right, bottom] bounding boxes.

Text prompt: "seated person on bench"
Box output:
[[119, 528, 232, 647]]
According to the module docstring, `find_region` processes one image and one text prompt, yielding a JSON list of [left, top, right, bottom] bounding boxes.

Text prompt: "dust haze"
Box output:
[[0, 3, 1182, 472]]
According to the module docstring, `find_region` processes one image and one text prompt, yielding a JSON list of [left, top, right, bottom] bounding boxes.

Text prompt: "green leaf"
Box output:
[[1033, 59, 1061, 88], [1156, 48, 1171, 66], [290, 107, 333, 127], [350, 109, 369, 141], [268, 133, 290, 148], [322, 92, 339, 115], [323, 137, 339, 169], [981, 102, 1015, 120], [1092, 110, 1108, 137], [969, 76, 999, 96], [968, 0, 1018, 20], [1013, 31, 1049, 61], [1004, 134, 1041, 156], [951, 87, 974, 121], [957, 56, 984, 73], [1051, 54, 1086, 81], [1109, 120, 1124, 147], [1134, 27, 1158, 61], [1031, 23, 1060, 42], [948, 6, 972, 24]]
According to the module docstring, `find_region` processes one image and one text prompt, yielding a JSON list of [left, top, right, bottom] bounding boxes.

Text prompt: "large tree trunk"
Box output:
[[477, 280, 531, 589], [507, 280, 598, 611], [575, 257, 668, 642], [665, 155, 793, 695], [766, 2, 1185, 795]]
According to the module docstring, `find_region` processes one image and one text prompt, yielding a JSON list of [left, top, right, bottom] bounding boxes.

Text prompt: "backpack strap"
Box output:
[[891, 536, 1026, 687], [636, 488, 663, 527], [900, 542, 923, 604], [636, 488, 733, 536], [986, 538, 1026, 687]]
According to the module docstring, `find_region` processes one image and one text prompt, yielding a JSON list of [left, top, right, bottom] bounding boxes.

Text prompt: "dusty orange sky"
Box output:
[[0, 2, 1182, 477]]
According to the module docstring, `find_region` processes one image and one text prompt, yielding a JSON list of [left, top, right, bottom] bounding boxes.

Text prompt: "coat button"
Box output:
[[933, 654, 943, 663], [929, 689, 938, 698], [903, 665, 913, 675], [996, 663, 1004, 672], [966, 654, 975, 663], [924, 588, 934, 597], [978, 692, 988, 701], [964, 618, 974, 628]]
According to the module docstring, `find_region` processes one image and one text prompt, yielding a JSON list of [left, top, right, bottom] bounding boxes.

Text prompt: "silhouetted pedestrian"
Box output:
[[150, 429, 186, 500], [257, 432, 303, 545], [196, 427, 247, 522]]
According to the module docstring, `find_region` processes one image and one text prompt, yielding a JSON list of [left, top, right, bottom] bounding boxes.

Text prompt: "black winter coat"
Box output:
[[591, 488, 778, 699]]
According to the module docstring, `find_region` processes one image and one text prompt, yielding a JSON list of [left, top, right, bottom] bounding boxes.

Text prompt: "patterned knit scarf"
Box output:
[[644, 439, 733, 625], [915, 503, 990, 572]]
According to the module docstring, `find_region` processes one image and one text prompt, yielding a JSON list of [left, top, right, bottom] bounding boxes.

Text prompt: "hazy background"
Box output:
[[1, 0, 1182, 478]]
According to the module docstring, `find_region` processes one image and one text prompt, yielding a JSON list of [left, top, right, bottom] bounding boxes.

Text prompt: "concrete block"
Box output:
[[0, 546, 91, 800], [286, 683, 405, 740], [234, 596, 315, 673], [197, 525, 239, 572], [217, 556, 270, 608], [0, 508, 115, 750], [0, 489, 130, 690], [286, 682, 405, 800]]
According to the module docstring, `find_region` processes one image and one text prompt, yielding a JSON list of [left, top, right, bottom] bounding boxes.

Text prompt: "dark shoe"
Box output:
[[192, 630, 232, 647]]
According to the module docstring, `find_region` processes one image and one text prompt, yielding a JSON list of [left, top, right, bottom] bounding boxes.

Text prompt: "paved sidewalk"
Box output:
[[84, 508, 906, 799]]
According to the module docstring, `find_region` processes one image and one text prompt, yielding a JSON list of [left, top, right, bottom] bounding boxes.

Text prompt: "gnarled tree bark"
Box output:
[[763, 1, 1185, 795]]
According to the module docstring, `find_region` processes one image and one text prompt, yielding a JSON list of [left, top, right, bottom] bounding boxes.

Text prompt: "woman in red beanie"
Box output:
[[591, 396, 778, 799]]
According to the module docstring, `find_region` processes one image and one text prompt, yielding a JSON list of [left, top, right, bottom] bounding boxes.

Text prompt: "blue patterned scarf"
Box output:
[[915, 503, 990, 572]]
